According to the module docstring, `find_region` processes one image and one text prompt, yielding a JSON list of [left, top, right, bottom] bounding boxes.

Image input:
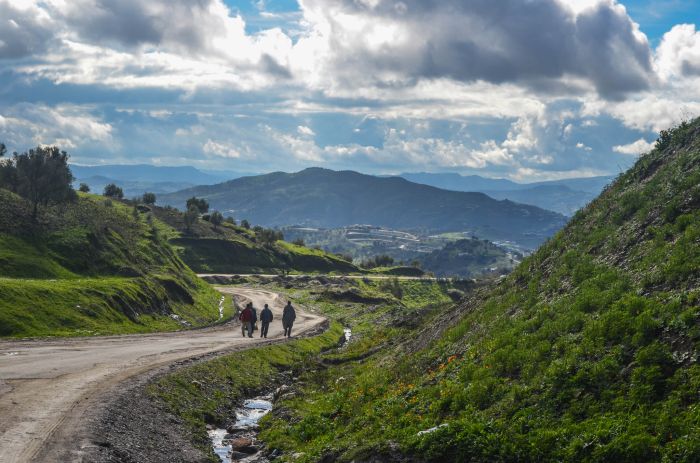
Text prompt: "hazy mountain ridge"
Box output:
[[400, 172, 614, 215]]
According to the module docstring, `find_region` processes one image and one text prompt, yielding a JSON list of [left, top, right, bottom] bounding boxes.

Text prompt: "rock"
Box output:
[[238, 445, 259, 454], [273, 384, 291, 401], [205, 423, 215, 431], [230, 450, 250, 460], [228, 437, 253, 450]]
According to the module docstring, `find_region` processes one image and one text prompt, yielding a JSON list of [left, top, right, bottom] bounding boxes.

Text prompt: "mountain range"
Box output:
[[399, 172, 614, 215], [160, 168, 567, 249], [71, 164, 250, 198]]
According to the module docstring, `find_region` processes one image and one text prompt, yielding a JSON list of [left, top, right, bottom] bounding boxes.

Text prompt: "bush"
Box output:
[[78, 183, 90, 193]]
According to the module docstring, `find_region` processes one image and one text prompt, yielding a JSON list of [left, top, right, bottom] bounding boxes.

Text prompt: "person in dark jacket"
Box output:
[[239, 303, 253, 338], [251, 304, 258, 333], [282, 301, 296, 338], [260, 303, 273, 338]]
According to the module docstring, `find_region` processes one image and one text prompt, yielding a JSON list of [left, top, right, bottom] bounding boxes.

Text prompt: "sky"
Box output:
[[1, 0, 699, 181]]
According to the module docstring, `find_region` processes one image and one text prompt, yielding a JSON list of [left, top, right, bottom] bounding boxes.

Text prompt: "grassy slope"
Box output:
[[254, 121, 700, 462], [0, 190, 226, 337], [151, 206, 361, 274]]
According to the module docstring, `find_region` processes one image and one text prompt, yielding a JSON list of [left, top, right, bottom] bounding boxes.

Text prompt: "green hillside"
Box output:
[[251, 120, 700, 461], [160, 168, 567, 249], [0, 190, 224, 337], [149, 205, 361, 274]]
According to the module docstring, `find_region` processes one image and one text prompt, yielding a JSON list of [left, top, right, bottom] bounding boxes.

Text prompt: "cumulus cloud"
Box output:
[[0, 1, 54, 59], [203, 139, 242, 158], [0, 104, 112, 150], [655, 24, 700, 80], [613, 138, 655, 155], [299, 0, 653, 98]]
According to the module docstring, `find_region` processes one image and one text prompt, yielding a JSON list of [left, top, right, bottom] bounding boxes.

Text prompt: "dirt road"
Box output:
[[0, 288, 325, 463]]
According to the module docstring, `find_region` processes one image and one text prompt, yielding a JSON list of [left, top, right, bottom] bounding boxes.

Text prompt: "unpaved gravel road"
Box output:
[[0, 287, 325, 463]]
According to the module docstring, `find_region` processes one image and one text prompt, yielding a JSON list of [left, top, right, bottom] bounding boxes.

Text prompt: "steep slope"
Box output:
[[160, 168, 567, 249], [149, 205, 362, 275], [0, 190, 222, 337], [254, 120, 700, 461]]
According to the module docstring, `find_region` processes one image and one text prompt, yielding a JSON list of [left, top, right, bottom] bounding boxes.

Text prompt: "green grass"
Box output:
[[0, 276, 228, 337], [0, 190, 224, 337]]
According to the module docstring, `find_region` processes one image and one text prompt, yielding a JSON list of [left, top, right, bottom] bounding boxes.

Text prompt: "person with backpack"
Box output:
[[239, 303, 253, 338], [260, 303, 273, 338], [282, 301, 296, 338]]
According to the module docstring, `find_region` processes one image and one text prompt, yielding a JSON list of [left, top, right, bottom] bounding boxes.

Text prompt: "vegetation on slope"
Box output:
[[0, 189, 224, 337], [149, 204, 362, 274], [251, 120, 700, 462]]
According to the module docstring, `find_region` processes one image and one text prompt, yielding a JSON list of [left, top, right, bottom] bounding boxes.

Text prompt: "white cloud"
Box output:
[[576, 142, 592, 151], [297, 125, 315, 136], [655, 24, 700, 81], [613, 138, 655, 155], [203, 139, 242, 158], [0, 104, 112, 150]]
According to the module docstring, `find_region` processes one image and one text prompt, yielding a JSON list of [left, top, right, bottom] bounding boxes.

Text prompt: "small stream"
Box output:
[[208, 329, 352, 461], [208, 395, 273, 462]]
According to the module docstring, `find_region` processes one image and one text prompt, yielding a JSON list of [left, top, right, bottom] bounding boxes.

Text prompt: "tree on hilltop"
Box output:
[[186, 196, 209, 214], [184, 205, 199, 233], [78, 183, 90, 193], [210, 210, 223, 230], [142, 192, 156, 205], [103, 183, 124, 199], [12, 146, 75, 218]]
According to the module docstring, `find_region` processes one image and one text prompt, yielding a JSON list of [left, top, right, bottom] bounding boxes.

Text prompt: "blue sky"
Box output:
[[1, 0, 700, 181]]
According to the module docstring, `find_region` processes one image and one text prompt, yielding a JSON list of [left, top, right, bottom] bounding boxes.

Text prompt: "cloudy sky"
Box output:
[[1, 0, 699, 180]]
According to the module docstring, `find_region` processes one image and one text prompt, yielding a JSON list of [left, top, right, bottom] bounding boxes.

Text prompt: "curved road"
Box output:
[[0, 288, 325, 463]]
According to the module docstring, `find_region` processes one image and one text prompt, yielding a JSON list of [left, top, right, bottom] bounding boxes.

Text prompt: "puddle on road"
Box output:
[[208, 395, 273, 462]]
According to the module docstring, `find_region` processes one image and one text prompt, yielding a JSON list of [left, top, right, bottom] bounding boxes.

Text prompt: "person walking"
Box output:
[[282, 301, 296, 338], [260, 303, 273, 338], [239, 303, 253, 338]]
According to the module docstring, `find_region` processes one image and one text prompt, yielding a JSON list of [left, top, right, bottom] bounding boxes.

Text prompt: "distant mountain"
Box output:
[[399, 172, 615, 215], [160, 168, 567, 249], [73, 175, 197, 198], [483, 184, 598, 216], [70, 164, 252, 199], [400, 172, 521, 191], [71, 164, 235, 184]]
